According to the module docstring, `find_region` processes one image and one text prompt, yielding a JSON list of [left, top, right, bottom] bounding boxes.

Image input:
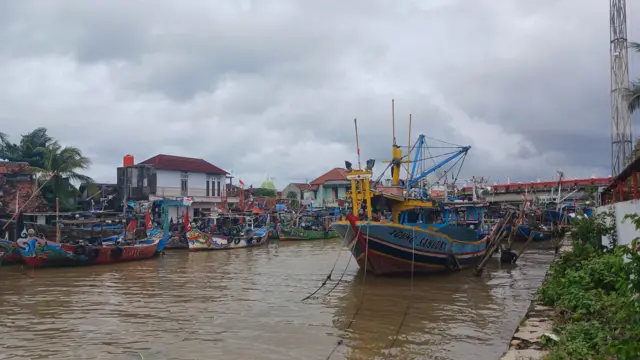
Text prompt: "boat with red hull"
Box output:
[[0, 238, 21, 265], [17, 236, 162, 268]]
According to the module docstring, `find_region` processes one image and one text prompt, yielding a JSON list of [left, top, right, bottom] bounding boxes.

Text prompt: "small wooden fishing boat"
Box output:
[[17, 235, 162, 268], [17, 210, 168, 268], [278, 227, 339, 241], [0, 237, 20, 265], [185, 212, 268, 251], [276, 212, 340, 241]]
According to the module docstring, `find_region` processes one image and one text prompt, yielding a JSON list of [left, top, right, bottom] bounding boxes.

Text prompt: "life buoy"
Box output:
[[74, 245, 87, 256], [111, 247, 124, 258], [234, 238, 241, 245]]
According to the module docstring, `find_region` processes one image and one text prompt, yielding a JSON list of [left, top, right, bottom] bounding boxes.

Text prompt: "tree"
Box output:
[[33, 141, 93, 211], [0, 127, 53, 168], [253, 187, 277, 198]]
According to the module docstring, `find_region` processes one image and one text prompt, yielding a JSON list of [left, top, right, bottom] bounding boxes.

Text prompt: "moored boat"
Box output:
[[276, 212, 340, 241], [331, 116, 490, 276], [17, 210, 168, 268], [17, 236, 162, 268], [0, 236, 20, 265], [185, 212, 268, 251]]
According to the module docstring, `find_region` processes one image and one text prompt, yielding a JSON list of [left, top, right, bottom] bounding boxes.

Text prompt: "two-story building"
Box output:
[[302, 168, 349, 208], [138, 154, 238, 219]]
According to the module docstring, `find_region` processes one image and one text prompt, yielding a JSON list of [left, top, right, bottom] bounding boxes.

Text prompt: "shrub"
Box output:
[[537, 211, 640, 359]]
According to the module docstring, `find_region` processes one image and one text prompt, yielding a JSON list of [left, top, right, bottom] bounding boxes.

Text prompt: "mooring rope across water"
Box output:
[[301, 226, 354, 302], [384, 225, 416, 359], [324, 253, 352, 297], [326, 224, 369, 360]]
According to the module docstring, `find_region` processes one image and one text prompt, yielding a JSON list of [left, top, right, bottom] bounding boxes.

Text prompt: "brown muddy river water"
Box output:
[[0, 240, 555, 360]]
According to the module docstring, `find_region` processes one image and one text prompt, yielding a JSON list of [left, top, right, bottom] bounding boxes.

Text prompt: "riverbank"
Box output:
[[500, 233, 573, 360]]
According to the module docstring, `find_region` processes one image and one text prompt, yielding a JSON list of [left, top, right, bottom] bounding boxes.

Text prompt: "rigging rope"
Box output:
[[301, 226, 353, 302], [384, 225, 415, 359], [326, 224, 370, 360], [324, 252, 352, 297]]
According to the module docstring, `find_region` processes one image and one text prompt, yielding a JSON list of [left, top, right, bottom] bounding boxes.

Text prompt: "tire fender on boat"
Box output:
[[74, 244, 87, 256], [445, 253, 460, 271], [87, 247, 101, 260], [111, 246, 124, 258], [234, 238, 241, 245]]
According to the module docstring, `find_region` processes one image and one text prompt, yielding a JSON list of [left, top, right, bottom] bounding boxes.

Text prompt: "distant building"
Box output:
[[135, 154, 238, 219], [302, 168, 349, 208], [281, 183, 314, 201], [459, 177, 612, 203]]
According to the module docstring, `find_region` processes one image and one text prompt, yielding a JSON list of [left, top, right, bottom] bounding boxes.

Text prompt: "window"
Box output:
[[216, 180, 221, 197], [180, 172, 188, 196], [193, 208, 201, 218], [206, 179, 210, 197]]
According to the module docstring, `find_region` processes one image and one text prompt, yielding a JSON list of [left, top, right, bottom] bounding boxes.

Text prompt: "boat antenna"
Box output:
[[354, 118, 362, 169], [391, 99, 396, 146]]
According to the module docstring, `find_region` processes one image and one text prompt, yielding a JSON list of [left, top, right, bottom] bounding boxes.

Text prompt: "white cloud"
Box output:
[[0, 0, 626, 188]]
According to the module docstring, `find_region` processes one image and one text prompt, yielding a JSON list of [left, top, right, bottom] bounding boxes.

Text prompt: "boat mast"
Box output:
[[390, 99, 403, 186], [354, 118, 361, 170], [404, 114, 412, 199]]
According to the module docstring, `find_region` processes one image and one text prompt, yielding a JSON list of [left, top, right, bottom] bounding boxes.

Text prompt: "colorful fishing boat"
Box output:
[[331, 117, 489, 276], [17, 210, 169, 268], [275, 212, 340, 241], [0, 236, 20, 265], [18, 236, 162, 268], [185, 212, 269, 251]]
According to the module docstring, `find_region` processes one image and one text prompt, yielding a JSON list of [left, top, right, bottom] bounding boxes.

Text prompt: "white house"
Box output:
[[139, 154, 238, 220]]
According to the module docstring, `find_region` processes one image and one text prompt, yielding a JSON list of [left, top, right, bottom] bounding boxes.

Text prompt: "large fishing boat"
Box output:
[[331, 114, 489, 276]]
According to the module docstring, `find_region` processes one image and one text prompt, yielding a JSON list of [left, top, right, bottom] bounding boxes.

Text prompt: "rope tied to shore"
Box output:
[[301, 226, 354, 302], [325, 223, 370, 360], [384, 224, 417, 359]]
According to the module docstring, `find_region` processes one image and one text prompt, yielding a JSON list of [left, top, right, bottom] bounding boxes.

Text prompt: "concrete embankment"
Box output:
[[499, 233, 572, 360]]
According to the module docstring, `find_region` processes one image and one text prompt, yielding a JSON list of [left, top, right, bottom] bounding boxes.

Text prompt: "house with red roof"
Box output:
[[0, 161, 49, 218], [137, 154, 237, 218], [298, 168, 350, 208]]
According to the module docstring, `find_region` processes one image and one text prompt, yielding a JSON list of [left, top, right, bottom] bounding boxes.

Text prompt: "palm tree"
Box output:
[[626, 43, 640, 113], [0, 127, 53, 168], [33, 141, 93, 211]]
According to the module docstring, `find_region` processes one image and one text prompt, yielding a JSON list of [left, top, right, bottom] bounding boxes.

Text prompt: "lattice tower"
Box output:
[[611, 0, 632, 176]]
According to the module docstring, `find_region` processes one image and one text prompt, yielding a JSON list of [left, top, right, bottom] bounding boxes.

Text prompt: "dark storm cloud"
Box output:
[[0, 0, 630, 187]]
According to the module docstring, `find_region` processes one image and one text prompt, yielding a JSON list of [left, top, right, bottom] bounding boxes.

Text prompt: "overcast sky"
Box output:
[[1, 0, 638, 188]]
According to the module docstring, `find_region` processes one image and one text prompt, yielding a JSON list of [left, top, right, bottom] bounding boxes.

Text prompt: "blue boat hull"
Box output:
[[332, 217, 487, 276]]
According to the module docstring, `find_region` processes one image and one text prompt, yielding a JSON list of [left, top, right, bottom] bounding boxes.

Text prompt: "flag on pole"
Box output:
[[184, 211, 192, 232], [145, 210, 153, 231], [239, 179, 245, 187]]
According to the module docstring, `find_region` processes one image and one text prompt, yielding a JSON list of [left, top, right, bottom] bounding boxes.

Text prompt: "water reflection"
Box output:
[[0, 240, 554, 360]]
